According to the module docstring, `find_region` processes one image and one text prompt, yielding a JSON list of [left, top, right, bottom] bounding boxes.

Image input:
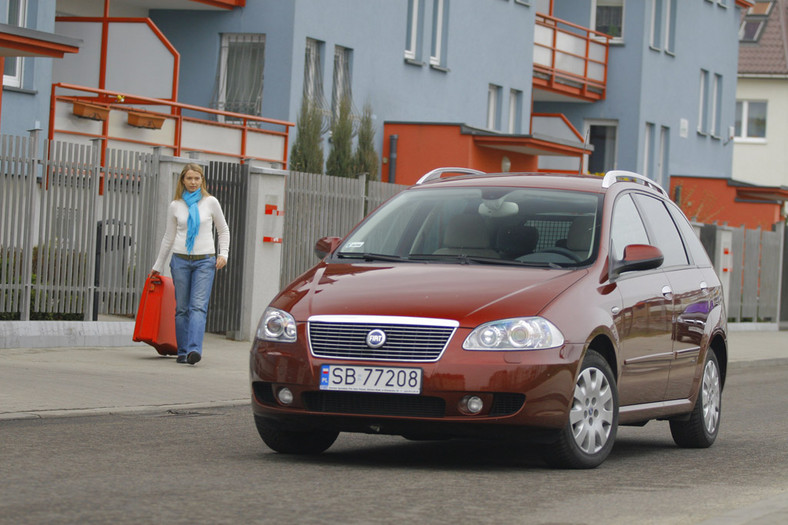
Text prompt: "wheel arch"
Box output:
[[586, 333, 618, 382], [709, 332, 727, 389]]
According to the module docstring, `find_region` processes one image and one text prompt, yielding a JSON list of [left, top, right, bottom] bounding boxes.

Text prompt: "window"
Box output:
[[430, 0, 449, 68], [643, 122, 655, 180], [3, 0, 27, 88], [735, 100, 767, 139], [508, 89, 523, 134], [213, 33, 265, 118], [405, 0, 423, 61], [332, 45, 353, 119], [610, 194, 649, 260], [710, 74, 722, 137], [697, 69, 708, 133], [632, 194, 689, 267], [487, 84, 502, 131], [650, 0, 663, 49], [665, 0, 676, 53], [586, 122, 618, 173], [657, 126, 669, 188], [739, 2, 772, 43], [303, 38, 324, 103], [593, 0, 625, 41]]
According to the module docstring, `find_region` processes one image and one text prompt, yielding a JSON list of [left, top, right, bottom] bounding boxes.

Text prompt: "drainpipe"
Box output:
[[388, 134, 398, 183]]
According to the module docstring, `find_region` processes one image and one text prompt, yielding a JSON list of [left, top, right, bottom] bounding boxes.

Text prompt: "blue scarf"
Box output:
[[183, 189, 202, 254]]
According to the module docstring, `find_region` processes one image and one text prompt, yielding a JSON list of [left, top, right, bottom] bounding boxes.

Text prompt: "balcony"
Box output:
[[51, 83, 292, 169], [532, 13, 610, 103]]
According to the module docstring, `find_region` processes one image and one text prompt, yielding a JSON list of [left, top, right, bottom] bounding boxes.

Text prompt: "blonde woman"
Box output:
[[151, 163, 230, 365]]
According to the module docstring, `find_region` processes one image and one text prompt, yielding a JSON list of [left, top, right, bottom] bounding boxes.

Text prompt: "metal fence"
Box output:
[[205, 161, 248, 334], [279, 172, 408, 288]]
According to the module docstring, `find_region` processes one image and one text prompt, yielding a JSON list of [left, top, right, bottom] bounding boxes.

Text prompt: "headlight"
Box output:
[[257, 307, 297, 343], [463, 317, 564, 351]]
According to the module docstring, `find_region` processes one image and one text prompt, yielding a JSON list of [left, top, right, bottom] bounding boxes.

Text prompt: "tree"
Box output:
[[289, 97, 324, 174], [353, 103, 379, 180], [325, 95, 354, 178]]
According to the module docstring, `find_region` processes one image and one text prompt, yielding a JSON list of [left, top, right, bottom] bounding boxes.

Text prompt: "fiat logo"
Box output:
[[366, 329, 386, 348]]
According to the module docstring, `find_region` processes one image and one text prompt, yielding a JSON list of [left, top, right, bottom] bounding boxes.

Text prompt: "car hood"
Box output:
[[276, 263, 586, 326]]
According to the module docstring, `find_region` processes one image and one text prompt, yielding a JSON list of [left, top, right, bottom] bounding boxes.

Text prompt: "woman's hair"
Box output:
[[174, 163, 212, 200]]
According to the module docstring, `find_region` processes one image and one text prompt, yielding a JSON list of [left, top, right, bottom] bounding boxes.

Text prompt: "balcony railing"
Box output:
[[49, 83, 292, 169], [533, 13, 611, 102]]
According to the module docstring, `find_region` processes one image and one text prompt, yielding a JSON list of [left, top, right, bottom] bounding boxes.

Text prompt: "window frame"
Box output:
[[429, 0, 449, 68], [331, 45, 353, 120], [487, 84, 502, 131], [592, 0, 626, 43], [3, 0, 27, 88], [585, 120, 619, 174], [650, 0, 663, 50], [735, 100, 767, 142], [697, 69, 709, 134], [508, 88, 523, 134], [215, 33, 266, 120], [405, 0, 423, 61]]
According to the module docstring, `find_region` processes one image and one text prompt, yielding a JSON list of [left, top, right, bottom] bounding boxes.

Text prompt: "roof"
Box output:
[[738, 0, 788, 75]]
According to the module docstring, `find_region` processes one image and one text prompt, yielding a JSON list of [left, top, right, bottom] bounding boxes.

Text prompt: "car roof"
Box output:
[[411, 169, 668, 198]]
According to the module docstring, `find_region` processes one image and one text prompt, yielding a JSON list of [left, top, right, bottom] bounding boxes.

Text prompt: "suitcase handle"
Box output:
[[148, 274, 164, 291]]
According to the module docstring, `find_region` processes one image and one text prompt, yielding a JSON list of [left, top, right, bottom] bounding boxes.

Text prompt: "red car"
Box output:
[[250, 169, 726, 468]]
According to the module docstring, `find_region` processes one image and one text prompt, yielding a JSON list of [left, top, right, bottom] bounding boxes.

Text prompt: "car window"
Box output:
[[632, 193, 689, 267], [336, 186, 600, 267], [610, 194, 649, 260], [666, 202, 713, 267]]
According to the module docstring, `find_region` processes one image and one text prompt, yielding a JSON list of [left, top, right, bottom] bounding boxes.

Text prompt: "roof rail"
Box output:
[[602, 170, 667, 196], [416, 167, 486, 185]]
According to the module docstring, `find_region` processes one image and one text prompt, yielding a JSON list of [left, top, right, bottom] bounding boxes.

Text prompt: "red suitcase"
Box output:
[[133, 274, 178, 355]]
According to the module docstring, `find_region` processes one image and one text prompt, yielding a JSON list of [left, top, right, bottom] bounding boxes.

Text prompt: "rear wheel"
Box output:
[[542, 350, 618, 469], [670, 351, 721, 448], [254, 416, 339, 454]]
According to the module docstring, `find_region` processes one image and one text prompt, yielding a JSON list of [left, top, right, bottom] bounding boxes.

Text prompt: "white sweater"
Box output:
[[152, 196, 230, 273]]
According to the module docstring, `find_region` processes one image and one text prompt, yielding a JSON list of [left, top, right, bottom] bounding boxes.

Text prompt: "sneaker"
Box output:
[[176, 355, 187, 364], [187, 351, 201, 365]]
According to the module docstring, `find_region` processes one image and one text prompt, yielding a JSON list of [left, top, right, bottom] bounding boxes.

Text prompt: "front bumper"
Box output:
[[249, 336, 585, 437]]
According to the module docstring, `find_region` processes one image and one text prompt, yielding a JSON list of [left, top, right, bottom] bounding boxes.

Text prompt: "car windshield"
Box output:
[[336, 186, 602, 267]]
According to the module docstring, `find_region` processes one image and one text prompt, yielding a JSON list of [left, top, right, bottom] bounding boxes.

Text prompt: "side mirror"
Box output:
[[611, 244, 664, 279], [314, 236, 342, 260]]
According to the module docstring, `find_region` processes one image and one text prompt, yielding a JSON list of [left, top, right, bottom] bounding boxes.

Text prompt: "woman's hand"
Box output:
[[216, 256, 227, 270], [150, 270, 160, 276]]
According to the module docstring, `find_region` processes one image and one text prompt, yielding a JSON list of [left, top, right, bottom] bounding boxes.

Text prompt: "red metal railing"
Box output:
[[50, 83, 292, 168], [532, 13, 611, 102]]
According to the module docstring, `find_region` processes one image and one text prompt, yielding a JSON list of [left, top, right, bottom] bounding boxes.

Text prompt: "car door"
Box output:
[[610, 193, 673, 406], [632, 194, 709, 401]]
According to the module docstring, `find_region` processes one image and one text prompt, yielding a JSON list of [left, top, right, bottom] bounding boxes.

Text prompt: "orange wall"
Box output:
[[382, 123, 538, 185], [670, 176, 782, 229]]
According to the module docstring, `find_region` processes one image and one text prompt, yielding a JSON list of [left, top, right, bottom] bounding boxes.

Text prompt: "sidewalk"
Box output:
[[1, 329, 786, 421]]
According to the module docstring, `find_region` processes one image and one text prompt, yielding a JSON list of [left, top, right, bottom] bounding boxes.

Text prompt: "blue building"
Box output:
[[1, 0, 750, 187]]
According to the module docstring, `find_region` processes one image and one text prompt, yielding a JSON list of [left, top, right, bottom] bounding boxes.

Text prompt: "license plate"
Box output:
[[320, 365, 422, 394]]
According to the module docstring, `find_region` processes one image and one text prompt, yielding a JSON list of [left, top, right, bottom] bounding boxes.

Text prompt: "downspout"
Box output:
[[388, 134, 398, 183]]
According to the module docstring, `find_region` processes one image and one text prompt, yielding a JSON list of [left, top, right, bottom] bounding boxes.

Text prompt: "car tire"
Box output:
[[669, 350, 721, 448], [542, 350, 619, 469], [254, 415, 339, 454]]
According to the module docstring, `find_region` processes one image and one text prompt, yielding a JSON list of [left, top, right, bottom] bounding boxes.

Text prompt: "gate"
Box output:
[[205, 161, 248, 334]]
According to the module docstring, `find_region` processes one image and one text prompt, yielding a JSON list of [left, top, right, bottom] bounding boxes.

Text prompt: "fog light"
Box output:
[[460, 395, 484, 415], [277, 387, 294, 406]]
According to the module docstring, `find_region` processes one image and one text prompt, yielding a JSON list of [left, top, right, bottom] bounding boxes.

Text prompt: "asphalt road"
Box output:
[[1, 365, 787, 525]]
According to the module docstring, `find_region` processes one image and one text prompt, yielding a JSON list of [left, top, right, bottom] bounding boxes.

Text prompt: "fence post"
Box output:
[[237, 167, 287, 340], [20, 130, 40, 321]]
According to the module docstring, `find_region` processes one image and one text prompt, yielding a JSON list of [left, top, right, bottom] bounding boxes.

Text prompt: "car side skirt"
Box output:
[[618, 398, 694, 425]]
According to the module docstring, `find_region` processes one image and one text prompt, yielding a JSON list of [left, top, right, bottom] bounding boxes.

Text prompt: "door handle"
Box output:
[[700, 281, 708, 294], [662, 285, 673, 300]]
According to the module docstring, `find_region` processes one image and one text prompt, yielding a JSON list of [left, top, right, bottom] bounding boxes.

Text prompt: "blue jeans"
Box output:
[[170, 255, 216, 357]]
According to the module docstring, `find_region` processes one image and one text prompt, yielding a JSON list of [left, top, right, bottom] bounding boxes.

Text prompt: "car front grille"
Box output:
[[308, 316, 457, 362], [303, 391, 446, 418]]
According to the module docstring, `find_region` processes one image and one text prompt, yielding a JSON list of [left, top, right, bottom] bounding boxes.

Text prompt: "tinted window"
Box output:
[[610, 194, 649, 260], [666, 203, 713, 267], [632, 194, 689, 267]]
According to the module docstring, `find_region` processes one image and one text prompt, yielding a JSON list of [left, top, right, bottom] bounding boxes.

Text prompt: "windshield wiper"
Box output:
[[409, 253, 565, 268], [336, 252, 406, 262]]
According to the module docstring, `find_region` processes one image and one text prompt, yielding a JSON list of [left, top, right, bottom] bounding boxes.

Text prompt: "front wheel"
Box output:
[[254, 415, 339, 455], [669, 351, 721, 448], [542, 350, 619, 469]]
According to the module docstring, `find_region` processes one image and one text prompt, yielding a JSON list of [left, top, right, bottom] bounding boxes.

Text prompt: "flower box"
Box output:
[[72, 101, 109, 121], [127, 111, 165, 130]]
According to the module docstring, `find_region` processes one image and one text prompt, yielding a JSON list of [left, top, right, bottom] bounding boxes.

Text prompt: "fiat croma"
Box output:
[[250, 168, 726, 468]]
